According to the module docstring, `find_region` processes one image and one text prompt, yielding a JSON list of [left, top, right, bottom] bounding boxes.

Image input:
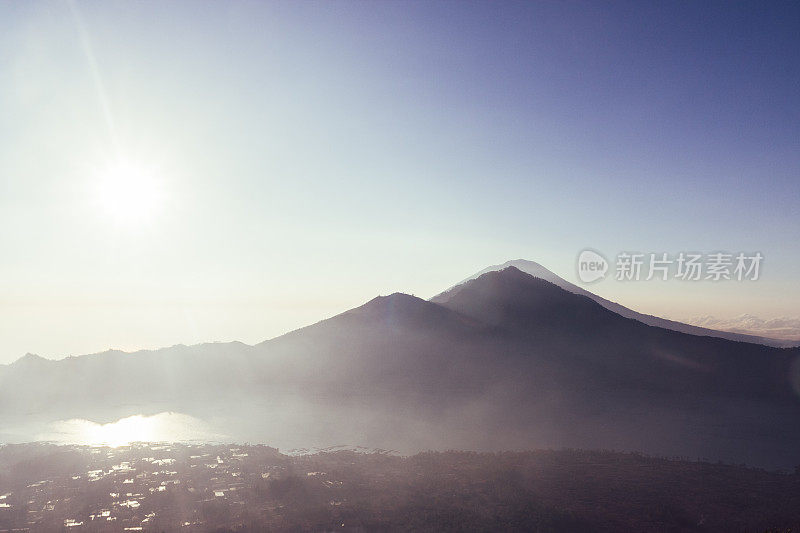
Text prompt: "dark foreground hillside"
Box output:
[[1, 443, 799, 532]]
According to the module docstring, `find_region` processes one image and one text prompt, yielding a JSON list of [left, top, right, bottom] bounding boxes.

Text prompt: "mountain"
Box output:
[[251, 292, 498, 394], [440, 259, 798, 347], [433, 267, 796, 396], [1, 265, 799, 468], [0, 342, 255, 420]]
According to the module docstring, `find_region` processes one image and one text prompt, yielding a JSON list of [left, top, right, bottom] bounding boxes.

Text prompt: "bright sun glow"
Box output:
[[95, 160, 164, 225]]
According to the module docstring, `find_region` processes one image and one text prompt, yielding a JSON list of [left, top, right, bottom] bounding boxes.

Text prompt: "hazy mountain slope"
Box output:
[[432, 267, 797, 398], [440, 259, 797, 347], [1, 267, 799, 467], [0, 342, 256, 420], [253, 292, 503, 394], [243, 268, 800, 466]]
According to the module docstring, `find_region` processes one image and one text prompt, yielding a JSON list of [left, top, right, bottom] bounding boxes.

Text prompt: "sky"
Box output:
[[0, 1, 798, 363]]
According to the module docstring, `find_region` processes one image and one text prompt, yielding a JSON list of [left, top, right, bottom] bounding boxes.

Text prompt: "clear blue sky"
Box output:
[[0, 1, 798, 362]]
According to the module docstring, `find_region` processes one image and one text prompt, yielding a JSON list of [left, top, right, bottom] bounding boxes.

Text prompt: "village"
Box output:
[[2, 442, 799, 532], [0, 442, 313, 531]]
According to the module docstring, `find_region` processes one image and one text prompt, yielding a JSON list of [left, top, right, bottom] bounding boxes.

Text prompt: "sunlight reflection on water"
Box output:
[[37, 412, 227, 447]]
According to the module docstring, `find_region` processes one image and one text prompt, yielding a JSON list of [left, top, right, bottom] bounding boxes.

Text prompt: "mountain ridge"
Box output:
[[1, 263, 798, 468], [437, 259, 798, 347]]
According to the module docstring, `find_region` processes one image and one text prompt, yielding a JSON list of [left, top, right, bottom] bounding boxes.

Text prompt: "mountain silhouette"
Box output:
[[439, 259, 798, 347], [433, 268, 795, 397], [1, 265, 799, 468]]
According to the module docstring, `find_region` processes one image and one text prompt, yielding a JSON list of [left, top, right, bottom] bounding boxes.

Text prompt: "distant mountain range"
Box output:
[[687, 314, 800, 342], [2, 262, 799, 469]]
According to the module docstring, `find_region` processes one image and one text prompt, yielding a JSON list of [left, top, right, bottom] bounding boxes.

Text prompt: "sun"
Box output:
[[95, 159, 164, 225]]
